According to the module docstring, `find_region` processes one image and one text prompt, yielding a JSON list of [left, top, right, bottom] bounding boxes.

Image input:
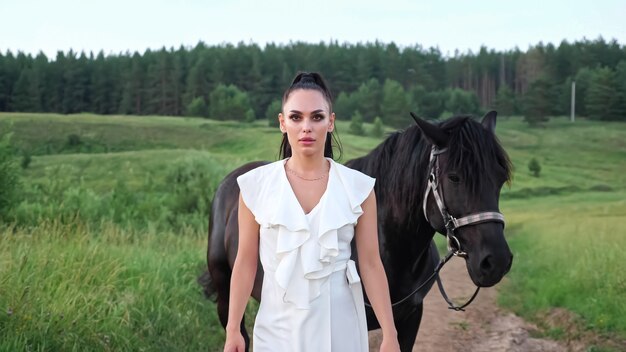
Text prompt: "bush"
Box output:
[[185, 96, 208, 117], [349, 111, 365, 136], [371, 116, 384, 138], [208, 84, 254, 121], [67, 134, 82, 147], [21, 151, 32, 169], [528, 157, 541, 177], [165, 156, 223, 218], [244, 108, 256, 123]]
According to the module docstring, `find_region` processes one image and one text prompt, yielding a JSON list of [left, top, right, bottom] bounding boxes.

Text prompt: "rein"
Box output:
[[367, 146, 506, 311]]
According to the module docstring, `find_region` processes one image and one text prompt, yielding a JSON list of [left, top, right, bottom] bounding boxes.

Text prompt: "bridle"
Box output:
[[423, 145, 506, 310], [423, 146, 506, 256], [367, 145, 506, 311]]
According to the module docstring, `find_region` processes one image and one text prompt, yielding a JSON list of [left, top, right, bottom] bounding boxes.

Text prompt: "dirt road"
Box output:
[[368, 257, 568, 352]]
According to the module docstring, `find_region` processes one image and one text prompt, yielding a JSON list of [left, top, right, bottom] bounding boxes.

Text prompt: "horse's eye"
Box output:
[[448, 174, 460, 183]]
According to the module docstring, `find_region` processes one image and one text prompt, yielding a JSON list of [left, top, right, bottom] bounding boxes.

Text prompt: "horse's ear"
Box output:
[[481, 110, 497, 133], [410, 112, 448, 148]]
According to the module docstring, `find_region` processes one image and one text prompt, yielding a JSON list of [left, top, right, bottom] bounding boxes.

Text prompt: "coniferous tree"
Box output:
[[118, 54, 145, 115], [183, 53, 211, 109], [571, 68, 593, 117], [407, 85, 426, 115], [523, 77, 556, 125], [1, 38, 624, 121], [334, 92, 357, 121], [444, 88, 480, 116], [380, 79, 411, 128], [265, 99, 282, 127], [586, 67, 622, 121], [419, 91, 446, 120], [46, 51, 67, 113], [494, 85, 516, 117], [31, 52, 49, 111], [171, 49, 187, 116], [11, 68, 41, 112], [146, 49, 178, 116], [91, 51, 113, 114], [613, 61, 626, 121], [0, 52, 15, 111], [62, 51, 90, 113], [351, 78, 382, 122]]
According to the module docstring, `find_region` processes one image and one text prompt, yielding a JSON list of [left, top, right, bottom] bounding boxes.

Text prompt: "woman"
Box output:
[[224, 72, 400, 352]]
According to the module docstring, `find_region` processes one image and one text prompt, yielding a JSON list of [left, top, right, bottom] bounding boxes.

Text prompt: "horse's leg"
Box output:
[[240, 314, 251, 352], [212, 253, 253, 351], [396, 303, 423, 352], [211, 260, 231, 328]]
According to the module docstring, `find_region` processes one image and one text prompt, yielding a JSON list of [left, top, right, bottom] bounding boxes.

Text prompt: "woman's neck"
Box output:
[[286, 154, 328, 174]]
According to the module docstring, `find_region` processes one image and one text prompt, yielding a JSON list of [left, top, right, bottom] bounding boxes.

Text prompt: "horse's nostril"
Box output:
[[480, 255, 493, 273]]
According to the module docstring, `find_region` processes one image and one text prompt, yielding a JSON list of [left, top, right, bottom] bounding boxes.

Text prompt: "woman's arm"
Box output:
[[223, 194, 260, 351], [355, 191, 400, 351]]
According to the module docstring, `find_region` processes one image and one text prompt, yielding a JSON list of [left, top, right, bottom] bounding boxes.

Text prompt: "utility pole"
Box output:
[[570, 81, 576, 123]]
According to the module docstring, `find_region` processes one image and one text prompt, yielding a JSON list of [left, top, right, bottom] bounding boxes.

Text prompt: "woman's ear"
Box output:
[[278, 113, 286, 133], [328, 112, 335, 132]]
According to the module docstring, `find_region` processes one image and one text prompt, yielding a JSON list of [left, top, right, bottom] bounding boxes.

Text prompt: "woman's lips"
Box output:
[[299, 138, 315, 145]]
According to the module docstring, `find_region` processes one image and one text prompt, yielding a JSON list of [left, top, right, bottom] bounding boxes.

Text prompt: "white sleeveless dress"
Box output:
[[236, 158, 375, 352]]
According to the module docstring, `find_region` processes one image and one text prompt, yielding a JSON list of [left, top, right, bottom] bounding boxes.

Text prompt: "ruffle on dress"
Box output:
[[237, 158, 375, 309]]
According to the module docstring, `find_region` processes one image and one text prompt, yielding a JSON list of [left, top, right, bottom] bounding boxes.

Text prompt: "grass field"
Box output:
[[501, 192, 626, 337], [1, 112, 625, 350]]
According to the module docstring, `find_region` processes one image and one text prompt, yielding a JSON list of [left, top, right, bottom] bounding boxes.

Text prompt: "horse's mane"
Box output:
[[440, 116, 513, 194], [347, 115, 512, 225]]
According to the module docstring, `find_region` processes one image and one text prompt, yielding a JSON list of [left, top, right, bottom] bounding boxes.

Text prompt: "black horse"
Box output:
[[200, 112, 513, 351]]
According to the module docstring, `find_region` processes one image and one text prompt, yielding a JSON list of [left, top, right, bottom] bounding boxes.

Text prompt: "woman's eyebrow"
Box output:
[[288, 109, 325, 114]]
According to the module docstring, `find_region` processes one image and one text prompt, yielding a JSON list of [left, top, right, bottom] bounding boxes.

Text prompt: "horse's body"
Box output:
[[201, 112, 513, 351]]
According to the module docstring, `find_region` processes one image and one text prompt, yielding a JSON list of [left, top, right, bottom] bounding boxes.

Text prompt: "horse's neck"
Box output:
[[373, 140, 437, 274], [378, 220, 437, 280]]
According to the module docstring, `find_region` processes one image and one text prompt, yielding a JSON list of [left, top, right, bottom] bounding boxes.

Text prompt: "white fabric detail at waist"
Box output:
[[333, 261, 348, 272]]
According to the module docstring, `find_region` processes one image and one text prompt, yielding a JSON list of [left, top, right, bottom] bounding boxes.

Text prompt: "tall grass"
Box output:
[[500, 191, 626, 337], [9, 151, 240, 232], [0, 221, 225, 351]]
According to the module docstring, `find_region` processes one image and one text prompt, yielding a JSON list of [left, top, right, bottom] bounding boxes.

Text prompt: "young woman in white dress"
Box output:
[[223, 72, 400, 352]]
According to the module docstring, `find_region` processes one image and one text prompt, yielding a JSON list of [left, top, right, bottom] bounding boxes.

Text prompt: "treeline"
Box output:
[[1, 38, 625, 127]]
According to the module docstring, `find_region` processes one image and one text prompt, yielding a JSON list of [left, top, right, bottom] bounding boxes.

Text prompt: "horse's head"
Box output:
[[412, 111, 513, 287]]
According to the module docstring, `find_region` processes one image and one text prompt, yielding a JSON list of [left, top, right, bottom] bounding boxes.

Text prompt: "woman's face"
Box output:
[[279, 89, 335, 158]]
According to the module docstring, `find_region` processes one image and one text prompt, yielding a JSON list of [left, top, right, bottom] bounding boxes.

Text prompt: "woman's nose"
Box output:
[[302, 119, 312, 132]]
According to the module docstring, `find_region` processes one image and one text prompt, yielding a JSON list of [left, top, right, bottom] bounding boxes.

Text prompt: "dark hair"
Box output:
[[279, 72, 343, 160]]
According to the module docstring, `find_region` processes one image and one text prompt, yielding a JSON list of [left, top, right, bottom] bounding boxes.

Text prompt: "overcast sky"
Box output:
[[1, 0, 624, 58]]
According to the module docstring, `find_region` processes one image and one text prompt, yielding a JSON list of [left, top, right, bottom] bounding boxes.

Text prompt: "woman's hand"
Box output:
[[379, 336, 401, 352], [223, 330, 245, 352]]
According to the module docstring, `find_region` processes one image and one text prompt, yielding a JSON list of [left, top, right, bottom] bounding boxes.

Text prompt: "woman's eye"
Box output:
[[289, 115, 301, 121], [448, 174, 460, 183], [313, 114, 324, 121]]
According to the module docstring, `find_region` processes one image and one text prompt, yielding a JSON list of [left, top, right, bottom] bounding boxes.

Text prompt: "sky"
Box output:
[[1, 0, 624, 58]]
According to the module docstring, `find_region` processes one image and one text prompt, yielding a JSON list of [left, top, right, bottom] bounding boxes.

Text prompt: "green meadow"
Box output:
[[1, 112, 625, 350]]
